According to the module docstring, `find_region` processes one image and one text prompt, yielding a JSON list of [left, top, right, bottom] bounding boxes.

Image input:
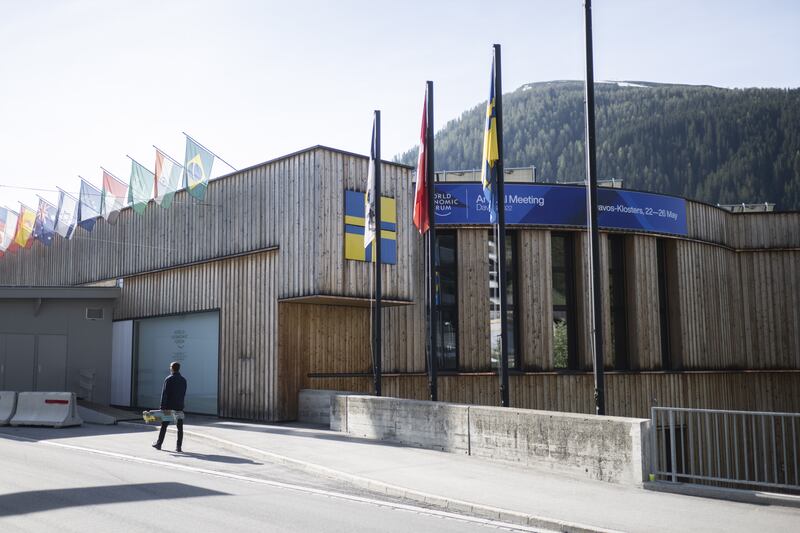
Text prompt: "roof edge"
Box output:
[[214, 145, 414, 180]]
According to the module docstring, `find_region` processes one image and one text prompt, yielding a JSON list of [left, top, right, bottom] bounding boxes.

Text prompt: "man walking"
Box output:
[[152, 361, 187, 453]]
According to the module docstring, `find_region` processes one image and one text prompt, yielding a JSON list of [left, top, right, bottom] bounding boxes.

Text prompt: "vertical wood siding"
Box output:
[[457, 229, 490, 371], [517, 230, 552, 370], [626, 235, 662, 370], [115, 250, 278, 420], [316, 150, 415, 301]]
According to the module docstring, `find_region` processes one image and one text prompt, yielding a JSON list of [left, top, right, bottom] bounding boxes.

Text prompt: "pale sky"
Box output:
[[0, 0, 798, 212]]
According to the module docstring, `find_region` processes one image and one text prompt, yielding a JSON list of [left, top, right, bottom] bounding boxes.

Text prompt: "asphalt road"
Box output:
[[0, 424, 547, 533]]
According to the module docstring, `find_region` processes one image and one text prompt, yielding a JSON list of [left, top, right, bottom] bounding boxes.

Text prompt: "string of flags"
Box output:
[[0, 134, 233, 257]]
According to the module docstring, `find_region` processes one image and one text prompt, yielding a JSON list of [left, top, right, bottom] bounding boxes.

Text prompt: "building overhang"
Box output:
[[278, 294, 414, 308], [0, 286, 121, 301]]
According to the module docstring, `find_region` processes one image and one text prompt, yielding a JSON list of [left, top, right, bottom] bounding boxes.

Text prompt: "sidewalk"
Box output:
[[175, 417, 799, 533]]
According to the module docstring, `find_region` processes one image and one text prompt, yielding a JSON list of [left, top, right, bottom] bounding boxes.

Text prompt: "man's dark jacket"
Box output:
[[160, 372, 187, 411]]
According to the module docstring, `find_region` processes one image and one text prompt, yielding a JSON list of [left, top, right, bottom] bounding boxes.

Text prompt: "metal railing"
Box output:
[[651, 407, 800, 492]]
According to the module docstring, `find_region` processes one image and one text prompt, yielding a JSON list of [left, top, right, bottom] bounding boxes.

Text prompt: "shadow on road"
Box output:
[[0, 423, 153, 443], [166, 451, 262, 465], [197, 420, 412, 449], [0, 482, 228, 517]]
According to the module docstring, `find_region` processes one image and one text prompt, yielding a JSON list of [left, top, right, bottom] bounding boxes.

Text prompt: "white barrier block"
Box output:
[[0, 391, 17, 426], [10, 392, 83, 428]]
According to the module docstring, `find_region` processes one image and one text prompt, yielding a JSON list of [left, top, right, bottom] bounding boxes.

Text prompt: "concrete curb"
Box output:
[[164, 423, 622, 533], [644, 481, 800, 508]]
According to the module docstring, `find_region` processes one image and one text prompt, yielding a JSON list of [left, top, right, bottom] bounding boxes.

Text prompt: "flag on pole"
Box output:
[[480, 55, 500, 224], [102, 170, 128, 224], [0, 207, 15, 252], [413, 90, 430, 234], [0, 207, 9, 249], [128, 160, 155, 215], [55, 189, 78, 239], [14, 204, 37, 249], [154, 149, 183, 208], [3, 209, 19, 253], [364, 115, 378, 249], [32, 198, 58, 246], [78, 179, 103, 231], [184, 136, 214, 200], [0, 208, 4, 256]]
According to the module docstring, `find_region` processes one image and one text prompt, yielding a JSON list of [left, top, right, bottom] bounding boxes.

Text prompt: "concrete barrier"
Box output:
[[298, 389, 358, 426], [330, 394, 650, 486], [0, 391, 17, 425], [341, 395, 471, 453], [468, 405, 650, 485], [10, 392, 83, 428]]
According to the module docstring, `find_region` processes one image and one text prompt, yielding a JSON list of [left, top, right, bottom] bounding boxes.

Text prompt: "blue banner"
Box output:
[[434, 183, 688, 236]]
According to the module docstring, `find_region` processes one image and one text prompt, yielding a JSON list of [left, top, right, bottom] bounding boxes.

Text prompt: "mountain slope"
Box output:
[[396, 81, 800, 210]]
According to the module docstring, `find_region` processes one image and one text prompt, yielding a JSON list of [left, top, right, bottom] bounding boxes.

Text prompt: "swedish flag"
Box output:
[[481, 55, 499, 224], [344, 190, 396, 264]]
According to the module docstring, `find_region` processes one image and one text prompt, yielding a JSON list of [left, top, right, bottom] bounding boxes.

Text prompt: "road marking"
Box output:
[[1, 431, 551, 533]]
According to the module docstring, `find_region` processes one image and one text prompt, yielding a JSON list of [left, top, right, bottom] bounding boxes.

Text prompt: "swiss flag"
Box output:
[[413, 91, 429, 234]]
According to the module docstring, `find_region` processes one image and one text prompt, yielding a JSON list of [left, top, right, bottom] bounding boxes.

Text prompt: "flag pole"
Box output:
[[77, 176, 103, 202], [373, 110, 383, 397], [125, 154, 154, 171], [493, 44, 511, 408], [425, 81, 438, 402], [152, 146, 186, 168], [100, 167, 127, 184], [182, 132, 238, 171], [56, 188, 78, 202], [583, 0, 606, 415]]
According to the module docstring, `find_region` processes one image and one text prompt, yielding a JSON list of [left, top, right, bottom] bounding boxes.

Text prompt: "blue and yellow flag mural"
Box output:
[[480, 55, 499, 224], [344, 190, 396, 264]]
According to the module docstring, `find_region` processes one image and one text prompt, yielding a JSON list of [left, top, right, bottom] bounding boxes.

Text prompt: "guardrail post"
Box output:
[[650, 407, 658, 481], [669, 409, 677, 483]]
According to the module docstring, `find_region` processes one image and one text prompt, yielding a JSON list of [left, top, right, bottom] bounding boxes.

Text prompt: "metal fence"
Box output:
[[651, 406, 800, 492]]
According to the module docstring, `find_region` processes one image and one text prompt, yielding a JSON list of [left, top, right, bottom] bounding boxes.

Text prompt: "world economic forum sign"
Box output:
[[434, 183, 688, 236]]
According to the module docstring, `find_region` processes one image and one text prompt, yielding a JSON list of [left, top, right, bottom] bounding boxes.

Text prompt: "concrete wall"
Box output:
[[0, 298, 115, 404], [329, 393, 650, 486], [298, 389, 357, 426]]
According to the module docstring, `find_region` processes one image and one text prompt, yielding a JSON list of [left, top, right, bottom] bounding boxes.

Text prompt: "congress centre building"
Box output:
[[0, 145, 798, 421]]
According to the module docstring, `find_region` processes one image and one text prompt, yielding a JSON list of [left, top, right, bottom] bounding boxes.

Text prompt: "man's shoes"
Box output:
[[152, 443, 161, 450], [175, 447, 182, 453]]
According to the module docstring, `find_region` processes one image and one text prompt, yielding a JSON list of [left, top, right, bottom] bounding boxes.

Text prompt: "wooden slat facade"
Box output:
[[116, 251, 279, 420], [2, 144, 799, 421], [0, 146, 415, 421], [298, 190, 800, 419], [517, 230, 552, 370]]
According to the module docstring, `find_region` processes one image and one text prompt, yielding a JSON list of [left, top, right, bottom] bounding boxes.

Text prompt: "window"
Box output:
[[657, 239, 674, 369], [435, 231, 458, 370], [552, 232, 577, 369], [608, 234, 630, 370], [488, 230, 518, 370]]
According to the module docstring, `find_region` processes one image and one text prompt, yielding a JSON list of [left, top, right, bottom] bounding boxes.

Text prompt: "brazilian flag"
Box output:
[[184, 136, 215, 200]]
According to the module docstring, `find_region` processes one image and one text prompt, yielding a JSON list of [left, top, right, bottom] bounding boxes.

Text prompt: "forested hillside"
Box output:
[[395, 81, 800, 210]]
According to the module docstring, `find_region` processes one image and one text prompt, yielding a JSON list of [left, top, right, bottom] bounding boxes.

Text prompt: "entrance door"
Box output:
[[36, 335, 68, 391], [2, 334, 35, 391]]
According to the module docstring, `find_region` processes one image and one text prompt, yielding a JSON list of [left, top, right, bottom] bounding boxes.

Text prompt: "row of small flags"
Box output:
[[0, 134, 227, 257]]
